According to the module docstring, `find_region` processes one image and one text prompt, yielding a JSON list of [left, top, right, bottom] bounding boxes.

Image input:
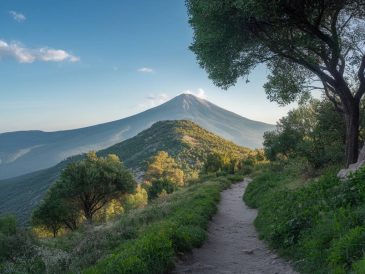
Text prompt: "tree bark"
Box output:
[[84, 206, 93, 223], [344, 103, 360, 167]]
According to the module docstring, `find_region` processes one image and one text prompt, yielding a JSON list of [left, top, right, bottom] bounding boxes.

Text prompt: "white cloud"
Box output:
[[183, 88, 208, 99], [9, 11, 26, 22], [138, 67, 154, 73], [138, 93, 169, 109], [0, 40, 80, 63]]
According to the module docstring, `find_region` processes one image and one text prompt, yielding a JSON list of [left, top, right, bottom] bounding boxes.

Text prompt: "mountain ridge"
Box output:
[[0, 94, 274, 179], [0, 120, 252, 224]]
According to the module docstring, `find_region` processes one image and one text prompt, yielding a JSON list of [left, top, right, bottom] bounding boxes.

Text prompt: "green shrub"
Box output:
[[86, 232, 173, 274], [244, 165, 365, 273], [82, 178, 230, 273], [227, 174, 244, 183], [328, 227, 365, 269], [353, 256, 365, 273], [299, 207, 361, 273], [146, 178, 177, 200], [172, 225, 206, 251]]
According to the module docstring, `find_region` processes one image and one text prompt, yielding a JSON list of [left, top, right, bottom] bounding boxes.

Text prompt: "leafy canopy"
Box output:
[[187, 0, 365, 104], [144, 151, 184, 186], [32, 152, 136, 229], [264, 99, 345, 168], [187, 0, 365, 165]]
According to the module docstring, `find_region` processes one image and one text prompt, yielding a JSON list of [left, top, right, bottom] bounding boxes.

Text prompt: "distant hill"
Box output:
[[0, 120, 251, 224], [0, 94, 274, 179]]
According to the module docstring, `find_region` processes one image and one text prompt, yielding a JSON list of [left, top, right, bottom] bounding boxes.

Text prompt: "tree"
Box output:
[[187, 0, 365, 166], [146, 178, 177, 200], [264, 99, 345, 168], [144, 151, 184, 186], [204, 153, 223, 173], [143, 151, 185, 200], [32, 189, 79, 237], [34, 152, 136, 225]]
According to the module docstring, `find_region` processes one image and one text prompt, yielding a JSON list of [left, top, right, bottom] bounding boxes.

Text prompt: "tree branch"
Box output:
[[324, 83, 344, 112]]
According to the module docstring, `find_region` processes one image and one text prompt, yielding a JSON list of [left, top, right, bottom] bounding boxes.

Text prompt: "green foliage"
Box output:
[[122, 185, 148, 211], [83, 178, 230, 274], [263, 99, 345, 168], [353, 256, 365, 273], [0, 215, 16, 236], [328, 227, 365, 270], [102, 120, 251, 179], [1, 120, 252, 225], [186, 0, 365, 96], [5, 175, 232, 273], [204, 149, 263, 176], [0, 215, 46, 274], [32, 190, 79, 237], [145, 178, 177, 201], [144, 151, 185, 186], [86, 232, 174, 274], [32, 153, 136, 235], [244, 165, 365, 273], [187, 0, 365, 166]]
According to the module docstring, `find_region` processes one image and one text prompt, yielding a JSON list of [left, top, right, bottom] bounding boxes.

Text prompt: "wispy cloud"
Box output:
[[183, 88, 208, 99], [138, 93, 169, 109], [0, 40, 80, 63], [9, 11, 26, 22], [137, 67, 154, 73]]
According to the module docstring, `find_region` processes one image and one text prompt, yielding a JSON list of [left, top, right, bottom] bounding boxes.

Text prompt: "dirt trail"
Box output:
[[173, 179, 297, 274]]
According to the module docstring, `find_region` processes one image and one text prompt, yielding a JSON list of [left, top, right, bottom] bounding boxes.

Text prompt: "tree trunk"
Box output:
[[84, 207, 93, 224], [344, 103, 360, 167]]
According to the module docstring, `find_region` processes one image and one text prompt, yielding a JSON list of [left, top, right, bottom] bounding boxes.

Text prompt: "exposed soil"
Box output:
[[173, 179, 297, 274]]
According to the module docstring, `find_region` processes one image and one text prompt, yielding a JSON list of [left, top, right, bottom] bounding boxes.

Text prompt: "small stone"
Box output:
[[242, 249, 254, 254]]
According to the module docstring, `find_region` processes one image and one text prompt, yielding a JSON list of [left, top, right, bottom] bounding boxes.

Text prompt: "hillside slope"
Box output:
[[0, 94, 274, 179], [0, 120, 251, 224]]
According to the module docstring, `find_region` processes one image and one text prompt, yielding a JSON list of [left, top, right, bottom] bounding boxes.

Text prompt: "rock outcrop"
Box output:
[[338, 144, 365, 179]]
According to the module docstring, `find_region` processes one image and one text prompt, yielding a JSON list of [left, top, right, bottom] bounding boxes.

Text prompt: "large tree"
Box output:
[[35, 152, 136, 225], [144, 151, 184, 186], [186, 0, 365, 166]]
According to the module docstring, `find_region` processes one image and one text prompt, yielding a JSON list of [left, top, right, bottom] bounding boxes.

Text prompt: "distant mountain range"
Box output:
[[0, 120, 252, 224], [0, 94, 274, 179]]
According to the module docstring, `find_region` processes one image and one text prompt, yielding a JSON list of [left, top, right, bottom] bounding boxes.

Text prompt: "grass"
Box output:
[[243, 162, 365, 273], [83, 175, 238, 274], [5, 174, 242, 274]]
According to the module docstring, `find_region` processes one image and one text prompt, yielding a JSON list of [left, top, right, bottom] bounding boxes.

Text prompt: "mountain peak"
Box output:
[[163, 93, 210, 111], [172, 93, 206, 103], [0, 92, 274, 179]]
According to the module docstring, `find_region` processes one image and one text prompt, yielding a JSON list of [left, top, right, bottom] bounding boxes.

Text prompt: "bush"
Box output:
[[82, 177, 230, 273], [227, 174, 244, 183], [328, 226, 365, 269], [353, 256, 365, 273], [146, 178, 177, 200], [244, 165, 365, 273], [0, 215, 46, 274], [94, 232, 174, 274]]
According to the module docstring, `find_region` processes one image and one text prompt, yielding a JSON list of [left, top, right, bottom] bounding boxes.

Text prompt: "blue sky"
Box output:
[[0, 0, 296, 133]]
